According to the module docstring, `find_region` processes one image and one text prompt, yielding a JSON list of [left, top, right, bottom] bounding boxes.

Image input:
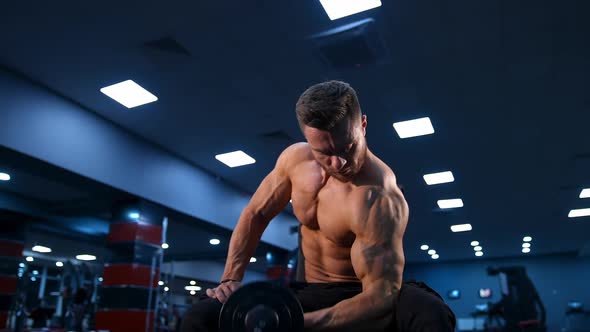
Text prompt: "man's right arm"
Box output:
[[208, 146, 295, 302]]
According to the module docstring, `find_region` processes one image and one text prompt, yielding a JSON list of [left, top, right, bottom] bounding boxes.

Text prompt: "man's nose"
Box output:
[[329, 156, 347, 170]]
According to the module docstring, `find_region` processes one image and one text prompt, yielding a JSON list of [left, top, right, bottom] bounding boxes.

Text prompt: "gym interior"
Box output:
[[0, 1, 589, 332]]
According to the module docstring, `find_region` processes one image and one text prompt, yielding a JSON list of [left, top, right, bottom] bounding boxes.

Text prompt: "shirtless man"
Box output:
[[181, 81, 456, 331]]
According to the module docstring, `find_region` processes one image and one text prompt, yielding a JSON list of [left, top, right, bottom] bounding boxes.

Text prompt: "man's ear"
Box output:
[[361, 115, 367, 136]]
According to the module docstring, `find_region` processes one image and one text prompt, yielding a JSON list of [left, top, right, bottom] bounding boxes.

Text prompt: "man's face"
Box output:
[[303, 115, 367, 182]]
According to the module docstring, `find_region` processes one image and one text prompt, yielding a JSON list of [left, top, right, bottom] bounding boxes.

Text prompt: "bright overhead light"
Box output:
[[250, 257, 257, 263], [185, 285, 202, 291], [56, 261, 64, 267], [431, 254, 439, 259], [580, 189, 590, 199], [164, 287, 169, 292], [128, 212, 140, 220], [161, 243, 169, 249], [158, 281, 164, 286], [190, 290, 196, 295], [98, 277, 103, 282], [32, 270, 39, 275], [19, 263, 25, 268], [473, 246, 483, 251], [450, 224, 472, 233], [522, 247, 531, 253], [31, 277, 37, 282], [423, 171, 454, 185], [190, 280, 196, 285], [427, 250, 436, 255], [0, 172, 10, 181], [319, 0, 382, 20], [26, 257, 34, 262], [522, 243, 531, 248], [523, 236, 532, 242], [215, 150, 256, 168], [76, 254, 96, 261], [420, 245, 429, 250], [475, 251, 484, 257], [100, 80, 158, 108], [568, 208, 590, 218], [393, 117, 435, 139], [32, 245, 52, 253], [437, 199, 464, 209], [470, 241, 479, 247], [209, 239, 221, 245]]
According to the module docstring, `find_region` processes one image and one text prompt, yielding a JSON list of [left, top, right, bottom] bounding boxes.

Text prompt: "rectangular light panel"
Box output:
[[437, 198, 464, 209], [76, 254, 96, 261], [319, 0, 382, 20], [393, 117, 435, 139], [100, 80, 158, 108], [32, 245, 52, 253], [215, 150, 256, 168], [423, 171, 454, 185], [580, 189, 590, 199], [451, 224, 472, 233], [568, 208, 590, 218]]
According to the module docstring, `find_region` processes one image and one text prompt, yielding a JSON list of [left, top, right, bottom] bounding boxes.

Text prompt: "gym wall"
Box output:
[[404, 253, 590, 331]]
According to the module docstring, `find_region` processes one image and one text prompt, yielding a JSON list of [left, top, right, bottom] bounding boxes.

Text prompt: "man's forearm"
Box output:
[[221, 209, 266, 281], [304, 288, 397, 332]]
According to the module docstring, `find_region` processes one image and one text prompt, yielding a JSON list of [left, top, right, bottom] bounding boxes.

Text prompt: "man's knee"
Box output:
[[424, 301, 456, 331], [399, 300, 455, 332], [396, 283, 456, 331]]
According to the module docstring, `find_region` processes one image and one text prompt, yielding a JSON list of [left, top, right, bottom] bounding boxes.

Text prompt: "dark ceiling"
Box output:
[[0, 0, 589, 263]]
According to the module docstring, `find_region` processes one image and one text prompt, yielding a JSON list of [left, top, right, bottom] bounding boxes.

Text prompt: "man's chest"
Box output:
[[291, 166, 358, 246]]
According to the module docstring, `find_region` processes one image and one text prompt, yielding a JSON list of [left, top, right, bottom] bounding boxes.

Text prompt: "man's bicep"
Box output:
[[351, 192, 408, 292]]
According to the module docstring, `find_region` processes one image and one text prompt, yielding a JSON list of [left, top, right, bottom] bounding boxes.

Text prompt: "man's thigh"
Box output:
[[396, 282, 456, 332], [290, 282, 362, 313]]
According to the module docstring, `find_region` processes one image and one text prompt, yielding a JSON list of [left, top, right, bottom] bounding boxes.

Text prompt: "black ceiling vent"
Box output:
[[309, 18, 389, 69], [142, 36, 191, 57]]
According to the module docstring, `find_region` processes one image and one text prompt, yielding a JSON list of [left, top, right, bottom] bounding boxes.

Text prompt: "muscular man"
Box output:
[[181, 81, 456, 331]]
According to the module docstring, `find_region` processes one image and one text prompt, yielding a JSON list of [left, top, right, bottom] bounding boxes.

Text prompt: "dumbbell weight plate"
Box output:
[[219, 281, 304, 332]]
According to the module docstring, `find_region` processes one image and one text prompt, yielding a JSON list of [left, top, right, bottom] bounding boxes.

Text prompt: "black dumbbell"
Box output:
[[219, 281, 304, 332]]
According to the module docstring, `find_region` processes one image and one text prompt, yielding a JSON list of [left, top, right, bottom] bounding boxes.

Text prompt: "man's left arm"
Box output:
[[304, 188, 408, 332]]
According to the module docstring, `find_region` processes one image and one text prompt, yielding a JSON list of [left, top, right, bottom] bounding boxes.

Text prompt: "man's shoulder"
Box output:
[[351, 179, 408, 234], [353, 157, 406, 216], [283, 142, 312, 154], [356, 155, 398, 194], [278, 142, 314, 165]]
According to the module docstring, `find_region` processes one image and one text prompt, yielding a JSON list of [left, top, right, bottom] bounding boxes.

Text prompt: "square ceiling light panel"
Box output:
[[568, 208, 590, 218], [320, 0, 382, 20], [423, 171, 455, 185], [437, 198, 464, 209], [451, 224, 472, 233], [215, 150, 256, 168], [100, 80, 158, 108], [393, 117, 435, 139]]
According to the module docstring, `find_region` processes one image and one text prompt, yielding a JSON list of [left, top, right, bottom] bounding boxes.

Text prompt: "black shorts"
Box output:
[[180, 281, 456, 332]]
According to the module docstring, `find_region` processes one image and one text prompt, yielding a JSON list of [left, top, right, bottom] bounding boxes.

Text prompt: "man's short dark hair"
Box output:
[[295, 80, 361, 131]]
